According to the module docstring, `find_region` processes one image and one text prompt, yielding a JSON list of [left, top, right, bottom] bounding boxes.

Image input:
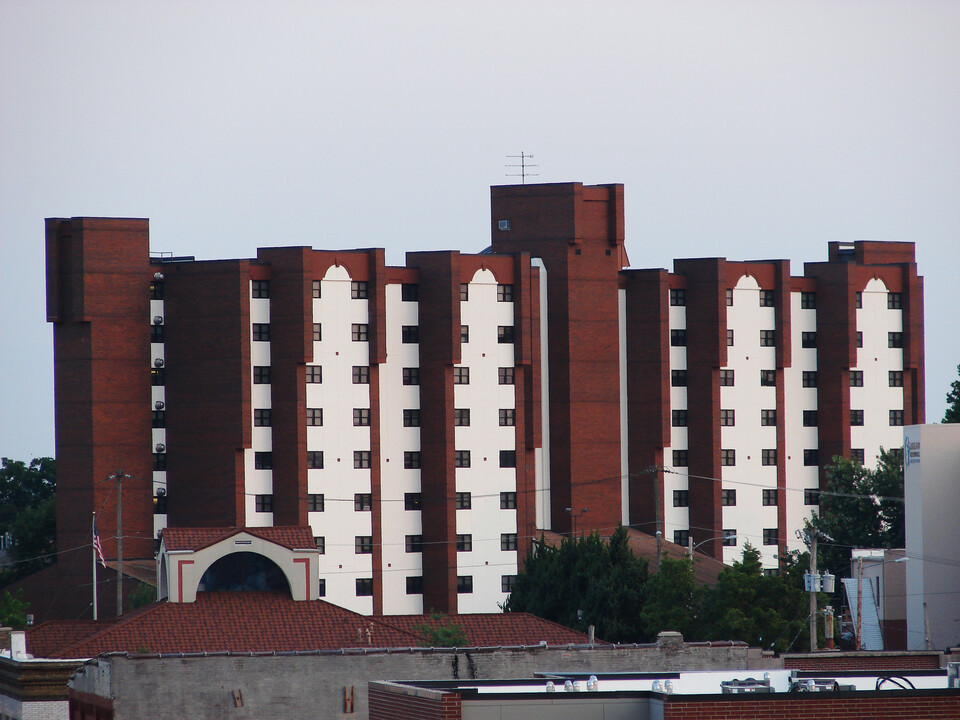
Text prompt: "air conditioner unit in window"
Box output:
[[155, 400, 165, 410], [156, 488, 166, 497], [153, 316, 164, 325], [154, 358, 164, 368], [155, 443, 166, 453], [154, 272, 165, 281]]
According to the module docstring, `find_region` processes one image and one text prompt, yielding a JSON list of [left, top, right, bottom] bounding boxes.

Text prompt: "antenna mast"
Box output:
[[506, 152, 539, 184]]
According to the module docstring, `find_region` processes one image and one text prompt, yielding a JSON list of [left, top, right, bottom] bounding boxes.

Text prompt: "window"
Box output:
[[802, 410, 818, 427], [762, 528, 778, 546], [498, 326, 515, 343], [254, 452, 272, 470], [802, 371, 817, 388], [801, 332, 817, 348], [353, 366, 370, 384], [760, 330, 776, 347], [762, 449, 777, 466], [670, 329, 687, 347], [497, 284, 514, 302], [401, 283, 419, 301], [461, 325, 469, 343], [405, 535, 423, 553], [356, 578, 373, 596], [454, 408, 470, 426], [501, 533, 518, 551], [401, 326, 419, 344], [315, 537, 325, 554], [456, 492, 472, 509], [499, 408, 516, 426], [402, 367, 419, 385], [307, 451, 324, 469], [453, 367, 469, 384], [460, 283, 469, 301], [855, 291, 862, 308], [352, 324, 369, 342], [149, 281, 164, 300], [456, 534, 472, 552], [727, 329, 734, 347], [670, 288, 685, 306], [726, 289, 734, 306], [313, 323, 322, 342], [406, 576, 423, 594], [455, 450, 470, 468], [889, 409, 904, 426], [671, 370, 688, 387], [762, 489, 778, 505], [457, 576, 473, 594], [252, 280, 270, 298], [720, 369, 735, 386], [253, 366, 271, 384], [856, 331, 863, 348], [499, 367, 515, 385], [354, 451, 371, 469], [803, 449, 819, 466], [351, 281, 368, 299], [721, 489, 736, 506], [153, 452, 166, 471], [673, 490, 689, 507], [403, 409, 420, 427], [312, 280, 321, 299], [803, 489, 820, 506], [255, 494, 273, 512], [887, 292, 902, 309], [888, 332, 903, 348], [721, 449, 735, 466], [499, 450, 517, 468], [850, 371, 863, 387], [851, 448, 865, 464], [500, 491, 517, 509], [889, 370, 903, 387], [152, 410, 166, 428], [252, 323, 270, 342], [759, 290, 775, 307], [801, 292, 816, 309], [355, 536, 373, 554], [151, 324, 164, 343], [720, 409, 735, 426], [353, 408, 370, 426], [672, 410, 688, 427], [723, 530, 737, 547], [403, 451, 421, 469], [254, 408, 271, 426], [354, 493, 372, 511], [502, 575, 517, 593], [672, 450, 688, 467], [674, 530, 690, 547], [307, 494, 324, 512], [307, 408, 323, 426], [850, 409, 864, 426], [761, 409, 776, 426], [760, 370, 776, 387], [404, 493, 422, 510]]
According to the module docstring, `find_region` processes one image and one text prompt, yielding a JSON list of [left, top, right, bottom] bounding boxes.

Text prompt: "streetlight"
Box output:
[[565, 507, 588, 536], [686, 533, 734, 558]]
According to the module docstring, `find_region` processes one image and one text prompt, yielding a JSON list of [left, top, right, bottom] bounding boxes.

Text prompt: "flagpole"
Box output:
[[92, 511, 98, 620]]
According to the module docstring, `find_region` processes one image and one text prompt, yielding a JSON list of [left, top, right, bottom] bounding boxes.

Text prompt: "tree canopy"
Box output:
[[0, 457, 56, 582], [944, 364, 960, 423]]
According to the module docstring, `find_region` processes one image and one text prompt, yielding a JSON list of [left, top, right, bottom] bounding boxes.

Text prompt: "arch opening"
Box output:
[[197, 551, 291, 595]]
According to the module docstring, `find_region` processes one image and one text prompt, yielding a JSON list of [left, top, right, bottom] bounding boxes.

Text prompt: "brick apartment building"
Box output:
[[40, 181, 924, 618]]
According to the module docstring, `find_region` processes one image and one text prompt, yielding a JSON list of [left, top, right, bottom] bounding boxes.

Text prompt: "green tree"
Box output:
[[639, 553, 703, 640], [0, 589, 29, 629], [6, 497, 56, 574], [0, 457, 55, 534], [127, 581, 158, 610], [413, 613, 469, 647], [944, 364, 960, 423]]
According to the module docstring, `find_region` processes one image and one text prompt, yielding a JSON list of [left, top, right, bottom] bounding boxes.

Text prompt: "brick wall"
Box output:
[[783, 652, 942, 671], [663, 691, 960, 719], [368, 682, 460, 720]]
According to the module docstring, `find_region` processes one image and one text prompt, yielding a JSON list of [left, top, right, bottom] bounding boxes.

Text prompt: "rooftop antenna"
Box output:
[[506, 152, 539, 184]]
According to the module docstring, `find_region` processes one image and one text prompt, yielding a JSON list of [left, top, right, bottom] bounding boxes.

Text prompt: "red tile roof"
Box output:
[[377, 612, 595, 646], [161, 526, 317, 552], [25, 620, 107, 658]]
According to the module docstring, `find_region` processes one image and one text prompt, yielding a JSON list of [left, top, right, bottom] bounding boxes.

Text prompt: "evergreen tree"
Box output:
[[944, 364, 960, 423], [640, 554, 703, 640]]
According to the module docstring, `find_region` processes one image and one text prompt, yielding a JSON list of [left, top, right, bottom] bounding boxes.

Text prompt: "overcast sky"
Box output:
[[2, 1, 958, 460]]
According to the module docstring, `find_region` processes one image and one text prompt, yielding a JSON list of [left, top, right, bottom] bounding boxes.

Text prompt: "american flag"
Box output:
[[93, 520, 107, 568]]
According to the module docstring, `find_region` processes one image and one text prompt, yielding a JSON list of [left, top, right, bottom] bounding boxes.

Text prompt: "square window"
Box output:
[[499, 408, 516, 426], [803, 449, 819, 466], [762, 488, 778, 505], [720, 409, 735, 426], [672, 410, 688, 427], [255, 494, 273, 512], [672, 450, 688, 467], [354, 450, 371, 469], [670, 288, 686, 306], [720, 369, 735, 386], [456, 534, 473, 552], [252, 323, 270, 342], [497, 284, 514, 302], [856, 331, 863, 348], [252, 280, 270, 299], [460, 283, 469, 301], [454, 408, 471, 426], [721, 489, 736, 506], [850, 371, 864, 387], [352, 324, 369, 342], [759, 290, 775, 307], [800, 292, 816, 309], [760, 409, 776, 426], [457, 576, 473, 594], [802, 410, 818, 427], [498, 326, 515, 343], [404, 493, 422, 510], [499, 450, 517, 468], [308, 494, 324, 512], [307, 408, 323, 426], [760, 370, 776, 387], [456, 492, 472, 509], [461, 325, 469, 343], [762, 528, 778, 546], [762, 449, 777, 466], [405, 535, 423, 553], [356, 578, 373, 596], [721, 449, 736, 466], [152, 410, 166, 429], [403, 451, 421, 469], [500, 491, 517, 509], [403, 409, 420, 426], [855, 291, 862, 308], [312, 280, 321, 299], [151, 325, 164, 343], [889, 371, 903, 387], [405, 576, 423, 595], [850, 409, 864, 426], [727, 329, 734, 347], [500, 533, 518, 551], [499, 367, 515, 385], [888, 332, 903, 348], [315, 537, 325, 554], [253, 366, 271, 384], [889, 409, 904, 426], [353, 408, 370, 426], [355, 536, 373, 554], [254, 452, 272, 470], [674, 530, 690, 547], [802, 371, 817, 388], [453, 367, 470, 385], [402, 367, 419, 385], [455, 450, 471, 468], [354, 493, 372, 511], [353, 366, 370, 384], [803, 489, 820, 505], [254, 408, 271, 427], [401, 283, 419, 301], [722, 530, 737, 547], [801, 332, 817, 348], [149, 281, 164, 300], [351, 281, 368, 299], [671, 370, 688, 387], [307, 451, 323, 469], [726, 289, 734, 306], [401, 326, 419, 343], [670, 329, 687, 347], [760, 330, 776, 347], [313, 323, 322, 342], [153, 452, 166, 471], [501, 575, 517, 593], [673, 490, 689, 507], [888, 292, 902, 309], [851, 448, 865, 464]]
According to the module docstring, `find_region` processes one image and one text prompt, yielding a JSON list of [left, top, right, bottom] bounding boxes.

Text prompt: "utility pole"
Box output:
[[91, 512, 98, 621], [809, 533, 818, 652], [856, 555, 863, 650], [115, 469, 125, 617]]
